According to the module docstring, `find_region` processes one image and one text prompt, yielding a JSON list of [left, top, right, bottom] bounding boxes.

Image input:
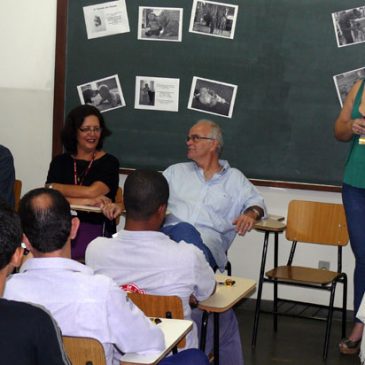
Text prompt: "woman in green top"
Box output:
[[335, 79, 365, 354]]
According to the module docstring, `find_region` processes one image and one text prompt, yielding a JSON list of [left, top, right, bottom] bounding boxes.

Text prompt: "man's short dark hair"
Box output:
[[0, 200, 22, 270], [124, 170, 169, 220], [18, 188, 72, 253]]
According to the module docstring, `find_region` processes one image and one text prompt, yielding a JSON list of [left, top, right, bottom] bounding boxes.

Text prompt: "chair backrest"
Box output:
[[286, 200, 349, 246], [114, 187, 123, 226], [13, 179, 22, 211], [62, 336, 106, 365], [127, 292, 185, 347]]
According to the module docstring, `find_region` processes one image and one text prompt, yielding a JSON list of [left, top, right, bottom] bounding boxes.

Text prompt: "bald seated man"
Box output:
[[4, 188, 209, 365], [0, 201, 70, 365]]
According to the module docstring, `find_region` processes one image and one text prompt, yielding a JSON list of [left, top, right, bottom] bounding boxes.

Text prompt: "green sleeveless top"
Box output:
[[343, 80, 365, 188]]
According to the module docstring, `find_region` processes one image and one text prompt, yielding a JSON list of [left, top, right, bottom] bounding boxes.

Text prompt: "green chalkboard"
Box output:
[[54, 0, 365, 188]]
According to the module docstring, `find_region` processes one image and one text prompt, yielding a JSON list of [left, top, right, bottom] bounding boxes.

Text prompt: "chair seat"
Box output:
[[266, 266, 340, 285]]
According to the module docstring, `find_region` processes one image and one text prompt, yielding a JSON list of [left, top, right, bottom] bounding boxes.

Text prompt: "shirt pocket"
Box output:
[[204, 189, 234, 218]]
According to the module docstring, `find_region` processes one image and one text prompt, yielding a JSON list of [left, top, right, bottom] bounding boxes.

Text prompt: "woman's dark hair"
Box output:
[[61, 104, 111, 154]]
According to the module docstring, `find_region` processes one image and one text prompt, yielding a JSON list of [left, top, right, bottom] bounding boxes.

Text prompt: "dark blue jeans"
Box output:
[[161, 222, 217, 269], [160, 349, 209, 365], [342, 183, 365, 322]]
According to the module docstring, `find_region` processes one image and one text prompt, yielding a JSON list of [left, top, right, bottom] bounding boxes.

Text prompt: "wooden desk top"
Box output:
[[120, 318, 192, 365], [70, 204, 102, 213], [254, 218, 286, 233], [198, 274, 256, 313]]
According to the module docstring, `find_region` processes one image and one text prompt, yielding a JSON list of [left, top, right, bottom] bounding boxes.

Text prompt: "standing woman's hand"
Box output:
[[335, 79, 364, 142], [351, 117, 365, 135]]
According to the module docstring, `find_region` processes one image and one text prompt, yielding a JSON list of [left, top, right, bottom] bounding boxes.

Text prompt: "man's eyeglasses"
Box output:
[[186, 135, 215, 143], [79, 127, 102, 133]]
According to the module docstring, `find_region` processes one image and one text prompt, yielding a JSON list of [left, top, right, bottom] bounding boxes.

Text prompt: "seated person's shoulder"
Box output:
[[164, 162, 194, 175], [51, 153, 72, 164], [0, 145, 13, 158], [103, 153, 119, 165], [0, 298, 54, 323]]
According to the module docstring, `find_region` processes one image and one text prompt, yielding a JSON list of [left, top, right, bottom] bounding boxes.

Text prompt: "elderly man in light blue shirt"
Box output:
[[162, 119, 266, 272]]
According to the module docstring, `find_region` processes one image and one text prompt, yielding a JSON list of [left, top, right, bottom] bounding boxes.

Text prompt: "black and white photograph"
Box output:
[[135, 76, 179, 112], [188, 76, 237, 118], [333, 67, 365, 106], [83, 0, 130, 40], [332, 6, 365, 47], [189, 0, 238, 40], [138, 7, 183, 42], [77, 74, 125, 113]]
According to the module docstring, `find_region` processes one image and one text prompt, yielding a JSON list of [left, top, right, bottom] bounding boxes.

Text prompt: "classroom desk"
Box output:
[[120, 318, 193, 365], [198, 274, 256, 365], [251, 217, 286, 347], [70, 204, 102, 213]]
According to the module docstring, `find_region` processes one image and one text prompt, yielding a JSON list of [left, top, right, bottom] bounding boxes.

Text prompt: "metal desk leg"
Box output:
[[200, 311, 209, 351], [214, 312, 220, 365], [251, 231, 270, 347], [273, 232, 278, 332]]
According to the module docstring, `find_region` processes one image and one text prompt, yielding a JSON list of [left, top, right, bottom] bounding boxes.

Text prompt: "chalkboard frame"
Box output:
[[52, 0, 356, 192]]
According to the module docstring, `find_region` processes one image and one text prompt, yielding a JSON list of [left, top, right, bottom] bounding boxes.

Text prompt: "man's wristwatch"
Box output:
[[245, 207, 262, 220]]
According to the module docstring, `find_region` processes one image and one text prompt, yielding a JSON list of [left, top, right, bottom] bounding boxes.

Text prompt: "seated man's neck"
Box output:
[[124, 218, 160, 232], [195, 157, 222, 181], [31, 243, 71, 259]]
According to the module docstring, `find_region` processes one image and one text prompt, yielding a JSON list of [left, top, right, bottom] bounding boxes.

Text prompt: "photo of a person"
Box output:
[[195, 87, 228, 107], [138, 7, 183, 42], [77, 75, 125, 113], [92, 13, 106, 33], [98, 84, 121, 107], [334, 67, 365, 107], [188, 77, 237, 118], [332, 6, 365, 47], [189, 0, 238, 39], [139, 81, 155, 106], [135, 76, 179, 112]]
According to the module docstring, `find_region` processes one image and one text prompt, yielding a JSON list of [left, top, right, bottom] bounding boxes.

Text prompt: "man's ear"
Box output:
[[22, 234, 32, 251], [157, 204, 167, 217], [9, 246, 24, 271], [70, 217, 80, 240]]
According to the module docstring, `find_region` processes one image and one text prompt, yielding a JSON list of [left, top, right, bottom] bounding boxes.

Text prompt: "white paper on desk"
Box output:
[[83, 0, 130, 40]]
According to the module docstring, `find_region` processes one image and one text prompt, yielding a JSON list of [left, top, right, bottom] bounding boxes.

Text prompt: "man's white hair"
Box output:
[[195, 119, 224, 155]]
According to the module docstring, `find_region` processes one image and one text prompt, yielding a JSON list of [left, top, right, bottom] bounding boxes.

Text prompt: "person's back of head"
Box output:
[[0, 201, 22, 276], [124, 169, 169, 220], [18, 188, 72, 253]]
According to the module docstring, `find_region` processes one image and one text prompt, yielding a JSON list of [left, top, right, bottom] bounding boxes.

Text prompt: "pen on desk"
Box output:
[[217, 279, 236, 286], [150, 317, 162, 325]]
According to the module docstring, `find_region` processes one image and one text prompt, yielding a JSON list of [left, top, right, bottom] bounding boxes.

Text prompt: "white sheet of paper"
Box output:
[[83, 0, 130, 40]]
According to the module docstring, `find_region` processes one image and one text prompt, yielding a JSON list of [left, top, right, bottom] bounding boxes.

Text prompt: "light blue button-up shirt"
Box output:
[[163, 160, 267, 271]]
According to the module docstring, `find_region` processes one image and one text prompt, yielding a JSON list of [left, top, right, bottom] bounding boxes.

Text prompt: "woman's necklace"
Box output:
[[73, 152, 96, 185]]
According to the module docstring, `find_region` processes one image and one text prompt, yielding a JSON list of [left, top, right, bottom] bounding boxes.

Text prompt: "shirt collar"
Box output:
[[116, 229, 166, 240], [193, 159, 230, 181], [20, 257, 94, 275]]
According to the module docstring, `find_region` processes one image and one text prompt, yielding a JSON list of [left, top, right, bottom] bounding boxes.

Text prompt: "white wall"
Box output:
[[0, 0, 354, 309], [0, 0, 57, 192]]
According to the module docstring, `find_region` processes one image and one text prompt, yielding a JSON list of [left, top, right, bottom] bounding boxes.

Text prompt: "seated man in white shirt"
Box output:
[[0, 201, 70, 365], [162, 119, 267, 272], [86, 169, 245, 365], [4, 188, 209, 365]]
